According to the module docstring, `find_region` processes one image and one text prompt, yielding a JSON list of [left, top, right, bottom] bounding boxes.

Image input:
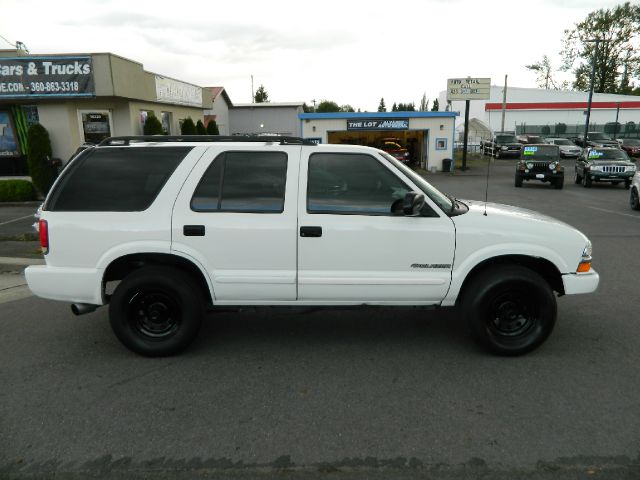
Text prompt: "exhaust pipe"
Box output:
[[71, 303, 98, 316]]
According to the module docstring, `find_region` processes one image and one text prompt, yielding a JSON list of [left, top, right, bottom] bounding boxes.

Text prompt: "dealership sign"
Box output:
[[446, 77, 491, 101], [0, 56, 95, 98], [347, 118, 409, 130], [155, 75, 203, 107]]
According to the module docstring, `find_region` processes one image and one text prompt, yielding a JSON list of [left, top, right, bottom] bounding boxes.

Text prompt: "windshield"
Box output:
[[588, 132, 612, 141], [496, 135, 517, 143], [552, 139, 573, 146], [521, 145, 560, 160], [379, 151, 453, 212], [587, 149, 630, 161], [623, 139, 640, 145]]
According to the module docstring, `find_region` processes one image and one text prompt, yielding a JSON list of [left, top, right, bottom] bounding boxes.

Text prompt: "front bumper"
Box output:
[[25, 265, 104, 305], [586, 171, 634, 182], [562, 270, 599, 295], [518, 169, 564, 181]]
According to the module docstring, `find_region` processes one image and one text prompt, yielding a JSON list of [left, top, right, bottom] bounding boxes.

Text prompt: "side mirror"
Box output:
[[403, 192, 425, 216]]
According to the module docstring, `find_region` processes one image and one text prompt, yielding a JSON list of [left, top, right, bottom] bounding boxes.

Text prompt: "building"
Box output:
[[299, 111, 458, 171], [438, 85, 640, 140], [203, 87, 233, 135], [0, 50, 212, 174], [229, 102, 304, 136]]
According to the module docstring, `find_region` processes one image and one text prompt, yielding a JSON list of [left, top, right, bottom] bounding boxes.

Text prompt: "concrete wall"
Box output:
[[229, 105, 303, 136]]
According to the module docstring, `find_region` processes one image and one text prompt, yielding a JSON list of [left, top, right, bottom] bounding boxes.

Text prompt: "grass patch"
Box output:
[[0, 180, 35, 202]]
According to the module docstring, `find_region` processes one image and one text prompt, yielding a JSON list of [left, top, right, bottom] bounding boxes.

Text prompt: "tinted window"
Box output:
[[307, 153, 410, 215], [47, 147, 191, 212], [191, 151, 287, 213], [521, 145, 560, 160], [496, 135, 517, 143], [587, 149, 629, 161]]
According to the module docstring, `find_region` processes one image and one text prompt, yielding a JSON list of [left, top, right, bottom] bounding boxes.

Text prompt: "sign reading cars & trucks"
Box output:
[[446, 77, 491, 101]]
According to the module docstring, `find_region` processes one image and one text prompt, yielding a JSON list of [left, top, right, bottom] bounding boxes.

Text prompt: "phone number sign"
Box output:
[[446, 77, 491, 101], [0, 56, 95, 98]]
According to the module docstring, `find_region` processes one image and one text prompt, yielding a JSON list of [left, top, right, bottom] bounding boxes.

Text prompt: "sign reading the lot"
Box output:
[[347, 118, 409, 130], [446, 77, 491, 101], [0, 56, 95, 98]]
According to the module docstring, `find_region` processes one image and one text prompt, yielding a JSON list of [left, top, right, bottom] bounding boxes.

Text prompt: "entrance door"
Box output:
[[297, 150, 455, 303], [78, 110, 113, 144], [172, 145, 300, 302]]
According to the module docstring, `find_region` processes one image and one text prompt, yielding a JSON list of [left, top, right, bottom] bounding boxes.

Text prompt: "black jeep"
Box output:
[[515, 144, 564, 189]]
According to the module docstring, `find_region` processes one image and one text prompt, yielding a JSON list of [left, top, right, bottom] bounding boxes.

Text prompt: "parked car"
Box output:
[[619, 138, 640, 158], [26, 135, 599, 357], [516, 134, 547, 145], [515, 144, 564, 189], [630, 172, 640, 210], [480, 133, 522, 158], [377, 138, 410, 163], [574, 147, 636, 188], [574, 132, 620, 148], [545, 137, 583, 158]]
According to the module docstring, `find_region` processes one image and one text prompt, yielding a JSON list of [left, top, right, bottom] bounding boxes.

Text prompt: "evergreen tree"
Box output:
[[377, 98, 386, 112], [196, 120, 207, 135], [431, 99, 440, 111], [181, 117, 196, 135], [254, 85, 269, 103], [206, 120, 220, 135], [419, 93, 429, 111], [26, 123, 55, 194], [392, 102, 398, 112], [143, 113, 163, 135]]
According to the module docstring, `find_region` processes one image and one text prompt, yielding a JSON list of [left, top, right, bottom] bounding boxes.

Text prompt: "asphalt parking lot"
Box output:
[[1, 160, 639, 480]]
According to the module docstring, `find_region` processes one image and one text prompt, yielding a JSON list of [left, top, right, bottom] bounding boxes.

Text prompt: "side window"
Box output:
[[191, 151, 287, 213], [307, 153, 410, 215]]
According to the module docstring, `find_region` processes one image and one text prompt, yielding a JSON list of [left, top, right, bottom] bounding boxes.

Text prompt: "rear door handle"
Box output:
[[184, 225, 205, 236], [300, 226, 322, 238]]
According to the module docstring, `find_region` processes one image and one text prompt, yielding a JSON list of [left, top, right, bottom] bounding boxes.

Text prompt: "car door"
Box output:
[[172, 144, 300, 303], [297, 149, 455, 304]]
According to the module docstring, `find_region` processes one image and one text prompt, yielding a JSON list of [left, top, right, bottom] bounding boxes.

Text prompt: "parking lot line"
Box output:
[[0, 215, 34, 227], [588, 206, 640, 219]]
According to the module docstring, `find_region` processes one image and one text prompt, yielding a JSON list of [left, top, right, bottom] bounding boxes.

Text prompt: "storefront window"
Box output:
[[161, 112, 172, 135], [81, 112, 112, 144], [140, 110, 154, 134], [0, 111, 19, 157]]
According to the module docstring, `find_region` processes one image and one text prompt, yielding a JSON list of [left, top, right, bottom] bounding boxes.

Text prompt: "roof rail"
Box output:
[[97, 135, 317, 147]]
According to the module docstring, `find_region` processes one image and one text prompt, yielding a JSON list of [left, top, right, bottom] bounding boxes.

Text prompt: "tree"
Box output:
[[181, 117, 196, 135], [26, 123, 55, 194], [431, 99, 440, 111], [302, 102, 312, 113], [554, 123, 567, 134], [526, 55, 569, 90], [254, 84, 269, 103], [541, 125, 551, 135], [196, 120, 206, 135], [143, 113, 163, 135], [625, 121, 636, 134], [562, 2, 640, 94], [377, 98, 386, 112], [340, 105, 355, 112], [206, 120, 220, 135], [316, 100, 341, 113], [419, 93, 429, 111]]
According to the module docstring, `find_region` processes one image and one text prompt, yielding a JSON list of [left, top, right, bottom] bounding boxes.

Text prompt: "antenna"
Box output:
[[483, 144, 491, 216]]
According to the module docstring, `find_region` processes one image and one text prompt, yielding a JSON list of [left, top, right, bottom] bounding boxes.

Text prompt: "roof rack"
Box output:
[[97, 135, 317, 147]]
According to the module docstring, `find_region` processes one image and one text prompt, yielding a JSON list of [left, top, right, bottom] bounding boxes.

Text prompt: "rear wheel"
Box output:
[[460, 265, 557, 356], [553, 177, 564, 189], [631, 187, 640, 210], [515, 174, 523, 187], [109, 266, 204, 356]]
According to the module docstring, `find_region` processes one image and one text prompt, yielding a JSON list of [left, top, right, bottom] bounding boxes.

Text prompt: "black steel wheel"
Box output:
[[553, 177, 564, 189], [460, 265, 557, 356], [631, 187, 640, 210], [109, 266, 204, 356]]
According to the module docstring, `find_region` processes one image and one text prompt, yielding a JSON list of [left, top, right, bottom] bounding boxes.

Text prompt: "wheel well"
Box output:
[[103, 253, 213, 306], [456, 255, 565, 305]]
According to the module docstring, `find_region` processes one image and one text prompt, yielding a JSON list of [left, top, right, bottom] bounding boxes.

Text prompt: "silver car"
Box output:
[[546, 137, 582, 158]]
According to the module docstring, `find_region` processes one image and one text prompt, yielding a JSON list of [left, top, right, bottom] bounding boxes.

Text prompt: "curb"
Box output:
[[0, 201, 42, 207], [0, 256, 44, 273]]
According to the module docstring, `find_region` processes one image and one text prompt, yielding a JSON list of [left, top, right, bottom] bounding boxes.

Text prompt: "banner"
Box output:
[[0, 56, 95, 98], [347, 118, 409, 130], [155, 75, 203, 107]]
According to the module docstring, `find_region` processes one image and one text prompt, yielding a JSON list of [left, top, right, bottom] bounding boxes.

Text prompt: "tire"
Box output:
[[574, 169, 582, 184], [460, 265, 557, 356], [495, 150, 501, 159], [624, 179, 631, 190], [109, 266, 204, 356], [553, 177, 564, 189], [515, 174, 523, 187], [582, 174, 592, 188], [631, 187, 640, 210]]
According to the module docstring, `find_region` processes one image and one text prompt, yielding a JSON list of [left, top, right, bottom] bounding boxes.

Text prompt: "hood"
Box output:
[[451, 200, 590, 274], [590, 159, 634, 166]]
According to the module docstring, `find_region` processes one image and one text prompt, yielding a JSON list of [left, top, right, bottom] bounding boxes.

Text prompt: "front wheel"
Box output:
[[109, 266, 204, 356], [515, 174, 523, 187], [553, 177, 564, 189], [574, 169, 582, 184], [460, 265, 557, 356], [624, 179, 631, 190], [582, 174, 592, 188]]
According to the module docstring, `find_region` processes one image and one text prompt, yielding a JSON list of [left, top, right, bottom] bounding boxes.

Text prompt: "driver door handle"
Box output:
[[300, 226, 322, 238]]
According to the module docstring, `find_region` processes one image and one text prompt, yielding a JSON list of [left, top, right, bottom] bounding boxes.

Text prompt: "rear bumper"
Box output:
[[562, 270, 599, 295], [25, 265, 104, 305]]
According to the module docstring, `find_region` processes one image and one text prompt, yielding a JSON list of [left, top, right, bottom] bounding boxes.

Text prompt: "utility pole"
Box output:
[[462, 99, 470, 171], [584, 39, 603, 145], [501, 75, 508, 132], [614, 102, 621, 140]]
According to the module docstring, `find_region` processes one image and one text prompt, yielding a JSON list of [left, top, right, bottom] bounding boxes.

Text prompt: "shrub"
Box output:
[[554, 123, 567, 134], [26, 123, 55, 195], [0, 180, 34, 202], [196, 120, 206, 135], [206, 120, 220, 135], [541, 125, 551, 135], [181, 118, 196, 135], [143, 113, 163, 135], [625, 121, 636, 134]]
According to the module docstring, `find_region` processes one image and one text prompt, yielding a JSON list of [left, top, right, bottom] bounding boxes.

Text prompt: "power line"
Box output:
[[0, 34, 29, 53]]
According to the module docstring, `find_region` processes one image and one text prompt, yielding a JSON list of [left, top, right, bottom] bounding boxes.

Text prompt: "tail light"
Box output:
[[39, 219, 49, 254]]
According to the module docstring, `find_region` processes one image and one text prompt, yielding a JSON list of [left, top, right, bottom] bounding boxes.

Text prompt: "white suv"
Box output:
[[26, 136, 599, 356]]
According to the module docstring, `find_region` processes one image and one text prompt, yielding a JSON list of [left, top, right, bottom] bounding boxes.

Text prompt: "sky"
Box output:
[[0, 0, 626, 111]]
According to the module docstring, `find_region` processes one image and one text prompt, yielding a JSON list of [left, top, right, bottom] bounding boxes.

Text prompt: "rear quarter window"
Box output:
[[46, 146, 192, 212]]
